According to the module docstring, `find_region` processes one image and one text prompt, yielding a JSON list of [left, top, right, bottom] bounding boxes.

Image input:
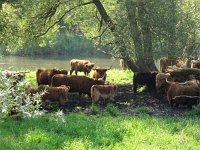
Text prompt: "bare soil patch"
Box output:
[[56, 84, 193, 117]]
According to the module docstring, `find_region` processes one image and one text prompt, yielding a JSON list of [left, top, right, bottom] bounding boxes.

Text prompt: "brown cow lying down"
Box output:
[[167, 82, 200, 109], [156, 73, 199, 92], [51, 74, 105, 97], [36, 68, 68, 86], [91, 85, 118, 104], [160, 57, 169, 73], [70, 59, 95, 76], [37, 85, 70, 108], [91, 67, 110, 81]]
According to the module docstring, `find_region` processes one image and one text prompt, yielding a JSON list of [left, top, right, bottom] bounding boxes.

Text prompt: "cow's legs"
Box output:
[[75, 70, 78, 75], [70, 69, 74, 75]]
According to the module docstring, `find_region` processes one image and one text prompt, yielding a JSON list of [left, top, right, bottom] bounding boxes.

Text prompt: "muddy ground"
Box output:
[[56, 84, 195, 117]]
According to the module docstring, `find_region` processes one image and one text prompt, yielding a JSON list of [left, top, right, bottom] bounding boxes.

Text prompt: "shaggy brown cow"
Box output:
[[160, 57, 169, 73], [70, 59, 95, 76], [36, 68, 68, 86], [51, 74, 105, 98], [167, 82, 200, 109], [91, 67, 110, 81], [156, 73, 172, 92], [91, 85, 118, 104], [175, 57, 185, 68], [156, 73, 199, 93], [120, 59, 128, 70], [133, 71, 158, 93], [191, 60, 200, 69], [37, 85, 70, 108]]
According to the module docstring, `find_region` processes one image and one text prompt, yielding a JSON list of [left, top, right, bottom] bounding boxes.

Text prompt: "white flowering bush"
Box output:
[[0, 71, 42, 118]]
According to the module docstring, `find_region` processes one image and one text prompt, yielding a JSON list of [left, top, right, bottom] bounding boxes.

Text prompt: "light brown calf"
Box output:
[[91, 85, 118, 104], [37, 85, 70, 108]]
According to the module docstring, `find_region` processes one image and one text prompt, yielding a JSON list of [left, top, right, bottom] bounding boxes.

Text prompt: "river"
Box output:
[[0, 56, 121, 71]]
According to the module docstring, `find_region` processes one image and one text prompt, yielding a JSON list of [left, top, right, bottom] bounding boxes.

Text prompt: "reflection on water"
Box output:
[[0, 56, 121, 71]]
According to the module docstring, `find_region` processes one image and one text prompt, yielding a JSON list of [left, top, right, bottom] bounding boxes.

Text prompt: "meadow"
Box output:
[[1, 69, 200, 150]]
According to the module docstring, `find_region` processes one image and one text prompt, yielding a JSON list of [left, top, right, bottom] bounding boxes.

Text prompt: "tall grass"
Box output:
[[0, 113, 200, 149]]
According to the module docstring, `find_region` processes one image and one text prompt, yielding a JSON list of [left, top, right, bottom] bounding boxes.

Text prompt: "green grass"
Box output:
[[0, 113, 200, 150], [106, 69, 133, 84], [2, 69, 200, 149]]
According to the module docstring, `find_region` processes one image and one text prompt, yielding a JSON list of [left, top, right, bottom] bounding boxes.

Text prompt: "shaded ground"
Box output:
[[58, 84, 193, 117]]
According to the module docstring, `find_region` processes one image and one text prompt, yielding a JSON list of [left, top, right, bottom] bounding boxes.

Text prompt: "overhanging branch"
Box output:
[[34, 1, 93, 38]]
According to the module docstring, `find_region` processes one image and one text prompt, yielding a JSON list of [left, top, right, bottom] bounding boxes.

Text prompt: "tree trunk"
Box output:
[[167, 0, 177, 65], [93, 0, 158, 72], [93, 0, 141, 72], [125, 0, 157, 71]]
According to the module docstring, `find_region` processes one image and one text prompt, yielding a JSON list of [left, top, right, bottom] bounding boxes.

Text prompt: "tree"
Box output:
[[1, 0, 200, 72]]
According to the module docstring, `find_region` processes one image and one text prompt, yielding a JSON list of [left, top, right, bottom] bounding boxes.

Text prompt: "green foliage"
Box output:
[[1, 0, 200, 69], [106, 103, 120, 117], [0, 71, 42, 118]]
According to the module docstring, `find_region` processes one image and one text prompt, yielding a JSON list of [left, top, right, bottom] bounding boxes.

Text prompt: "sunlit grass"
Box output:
[[0, 113, 200, 150], [106, 69, 133, 84]]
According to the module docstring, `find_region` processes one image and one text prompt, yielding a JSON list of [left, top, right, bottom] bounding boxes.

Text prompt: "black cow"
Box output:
[[133, 71, 158, 93]]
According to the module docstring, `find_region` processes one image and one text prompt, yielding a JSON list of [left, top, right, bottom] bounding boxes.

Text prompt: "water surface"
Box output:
[[0, 56, 121, 71]]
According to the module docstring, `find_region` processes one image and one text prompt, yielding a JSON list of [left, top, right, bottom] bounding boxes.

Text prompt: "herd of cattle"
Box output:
[[156, 57, 200, 109], [27, 59, 117, 108], [2, 57, 200, 110]]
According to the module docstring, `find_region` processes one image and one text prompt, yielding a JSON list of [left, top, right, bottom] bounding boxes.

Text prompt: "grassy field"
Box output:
[[1, 113, 200, 150], [1, 69, 200, 150]]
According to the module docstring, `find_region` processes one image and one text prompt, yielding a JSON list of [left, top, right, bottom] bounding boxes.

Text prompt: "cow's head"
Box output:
[[84, 63, 95, 72], [156, 73, 172, 91]]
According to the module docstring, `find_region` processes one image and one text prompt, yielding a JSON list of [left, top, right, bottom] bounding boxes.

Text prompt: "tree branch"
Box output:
[[34, 1, 93, 38]]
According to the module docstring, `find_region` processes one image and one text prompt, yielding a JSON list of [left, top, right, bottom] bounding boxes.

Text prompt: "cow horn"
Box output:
[[165, 78, 172, 84], [106, 65, 112, 70]]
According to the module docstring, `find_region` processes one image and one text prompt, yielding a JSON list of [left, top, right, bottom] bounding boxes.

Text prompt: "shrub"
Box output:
[[0, 71, 42, 118]]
